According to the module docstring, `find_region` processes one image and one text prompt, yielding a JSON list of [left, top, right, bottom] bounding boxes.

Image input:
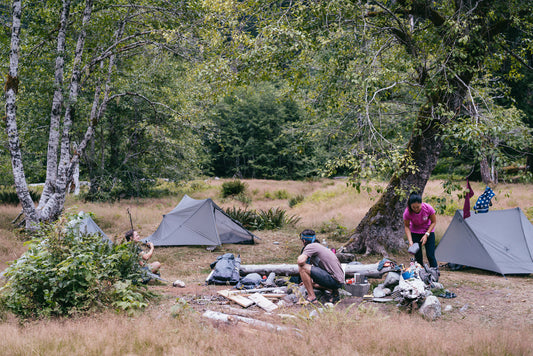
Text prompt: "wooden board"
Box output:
[[247, 293, 278, 312], [241, 293, 286, 299], [217, 290, 254, 308]]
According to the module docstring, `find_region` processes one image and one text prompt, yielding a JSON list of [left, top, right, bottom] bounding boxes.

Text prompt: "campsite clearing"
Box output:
[[0, 179, 532, 354]]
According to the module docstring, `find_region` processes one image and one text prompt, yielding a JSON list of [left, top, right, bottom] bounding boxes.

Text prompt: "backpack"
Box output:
[[207, 253, 241, 285]]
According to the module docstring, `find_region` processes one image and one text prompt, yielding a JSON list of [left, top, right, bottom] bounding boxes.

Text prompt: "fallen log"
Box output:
[[202, 310, 293, 332], [239, 263, 393, 279]]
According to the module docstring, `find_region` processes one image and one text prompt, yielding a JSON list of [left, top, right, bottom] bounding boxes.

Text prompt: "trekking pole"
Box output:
[[127, 208, 134, 231]]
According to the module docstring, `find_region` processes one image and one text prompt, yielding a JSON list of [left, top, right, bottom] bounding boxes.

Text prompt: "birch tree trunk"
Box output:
[[38, 0, 71, 213], [4, 0, 39, 229]]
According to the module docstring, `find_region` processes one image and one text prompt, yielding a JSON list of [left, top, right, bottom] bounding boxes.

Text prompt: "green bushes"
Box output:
[[0, 215, 153, 319], [224, 206, 301, 230], [221, 180, 247, 198], [0, 186, 41, 205]]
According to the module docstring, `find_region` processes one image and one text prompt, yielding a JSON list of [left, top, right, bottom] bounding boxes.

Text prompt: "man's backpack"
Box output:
[[207, 253, 241, 285]]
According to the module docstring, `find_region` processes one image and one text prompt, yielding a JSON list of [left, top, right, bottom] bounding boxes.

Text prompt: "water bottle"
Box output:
[[322, 238, 328, 248]]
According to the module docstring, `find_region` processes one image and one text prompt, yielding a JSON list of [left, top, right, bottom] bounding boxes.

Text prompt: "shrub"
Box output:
[[221, 180, 247, 198], [225, 206, 301, 230], [0, 215, 153, 319], [256, 207, 301, 230], [288, 194, 305, 208], [224, 207, 258, 229]]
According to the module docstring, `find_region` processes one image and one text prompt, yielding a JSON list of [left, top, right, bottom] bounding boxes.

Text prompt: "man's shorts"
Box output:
[[310, 266, 342, 290]]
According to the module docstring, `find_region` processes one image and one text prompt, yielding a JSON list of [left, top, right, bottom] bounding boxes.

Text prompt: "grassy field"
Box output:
[[0, 179, 532, 355]]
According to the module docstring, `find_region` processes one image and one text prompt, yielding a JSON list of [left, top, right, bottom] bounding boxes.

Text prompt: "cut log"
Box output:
[[239, 263, 392, 279]]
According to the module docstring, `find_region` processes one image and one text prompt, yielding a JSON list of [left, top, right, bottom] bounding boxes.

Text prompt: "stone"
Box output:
[[383, 271, 401, 287], [419, 295, 441, 320]]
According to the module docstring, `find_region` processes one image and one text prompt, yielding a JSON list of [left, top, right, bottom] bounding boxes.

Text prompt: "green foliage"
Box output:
[[255, 207, 301, 230], [0, 186, 41, 205], [524, 207, 533, 224], [206, 83, 323, 179], [224, 207, 259, 229], [224, 206, 301, 230], [319, 218, 348, 242], [288, 194, 305, 208], [221, 180, 247, 198], [0, 215, 152, 319], [264, 189, 289, 200]]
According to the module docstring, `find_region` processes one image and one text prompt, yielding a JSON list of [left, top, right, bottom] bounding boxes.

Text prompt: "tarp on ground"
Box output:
[[435, 208, 533, 275]]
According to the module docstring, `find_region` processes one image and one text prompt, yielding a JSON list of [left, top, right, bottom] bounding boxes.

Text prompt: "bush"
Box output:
[[224, 207, 258, 229], [224, 206, 301, 230], [0, 215, 153, 318], [221, 180, 247, 198]]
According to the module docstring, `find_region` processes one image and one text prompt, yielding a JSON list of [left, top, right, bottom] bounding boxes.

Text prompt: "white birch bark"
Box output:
[[5, 0, 39, 228], [43, 0, 94, 219], [38, 0, 71, 211]]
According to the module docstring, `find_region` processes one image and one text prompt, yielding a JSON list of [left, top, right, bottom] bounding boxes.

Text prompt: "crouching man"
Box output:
[[297, 229, 344, 304]]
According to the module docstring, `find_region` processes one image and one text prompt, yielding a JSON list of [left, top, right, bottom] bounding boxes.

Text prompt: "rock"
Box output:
[[383, 271, 401, 287], [444, 305, 453, 312], [172, 280, 186, 288], [372, 284, 391, 298], [283, 294, 299, 304], [419, 295, 441, 320]]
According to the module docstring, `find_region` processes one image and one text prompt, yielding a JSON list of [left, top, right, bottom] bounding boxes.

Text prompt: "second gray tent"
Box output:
[[143, 195, 257, 246]]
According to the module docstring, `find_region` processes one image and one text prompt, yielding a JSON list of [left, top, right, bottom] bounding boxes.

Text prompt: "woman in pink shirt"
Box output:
[[403, 192, 437, 267]]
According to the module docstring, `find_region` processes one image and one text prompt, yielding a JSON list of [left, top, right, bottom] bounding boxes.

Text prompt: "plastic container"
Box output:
[[401, 270, 413, 280]]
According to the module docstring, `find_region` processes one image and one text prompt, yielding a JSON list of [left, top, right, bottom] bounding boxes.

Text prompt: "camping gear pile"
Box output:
[[369, 257, 444, 319]]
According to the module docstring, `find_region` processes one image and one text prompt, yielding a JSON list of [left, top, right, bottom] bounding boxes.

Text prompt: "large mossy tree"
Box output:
[[202, 0, 533, 255]]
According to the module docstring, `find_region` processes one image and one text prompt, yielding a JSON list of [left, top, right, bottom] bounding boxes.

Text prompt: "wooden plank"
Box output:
[[217, 290, 254, 308], [247, 293, 278, 312], [241, 293, 286, 299]]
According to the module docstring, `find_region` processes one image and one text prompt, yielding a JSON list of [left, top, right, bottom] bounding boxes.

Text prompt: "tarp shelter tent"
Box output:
[[69, 214, 112, 245], [435, 208, 533, 275], [143, 195, 258, 247]]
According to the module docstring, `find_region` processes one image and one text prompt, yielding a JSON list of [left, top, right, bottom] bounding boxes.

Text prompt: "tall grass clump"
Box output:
[[221, 180, 247, 198], [288, 194, 305, 208], [0, 214, 153, 319]]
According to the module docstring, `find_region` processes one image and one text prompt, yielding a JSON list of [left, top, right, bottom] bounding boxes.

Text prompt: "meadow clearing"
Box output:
[[0, 179, 532, 355]]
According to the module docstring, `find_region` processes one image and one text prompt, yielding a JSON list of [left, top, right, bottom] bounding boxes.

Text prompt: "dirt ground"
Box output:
[[147, 265, 533, 331]]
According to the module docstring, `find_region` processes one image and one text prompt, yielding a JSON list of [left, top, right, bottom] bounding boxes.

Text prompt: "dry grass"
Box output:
[[0, 178, 532, 355]]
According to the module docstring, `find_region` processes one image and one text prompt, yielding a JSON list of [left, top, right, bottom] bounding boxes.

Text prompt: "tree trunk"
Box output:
[[38, 0, 71, 212], [4, 0, 40, 229], [480, 156, 498, 186], [238, 263, 394, 279], [342, 0, 484, 256], [342, 106, 445, 256]]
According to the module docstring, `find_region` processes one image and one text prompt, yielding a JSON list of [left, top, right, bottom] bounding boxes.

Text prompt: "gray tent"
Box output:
[[143, 195, 257, 246], [68, 213, 112, 245], [435, 208, 533, 275]]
